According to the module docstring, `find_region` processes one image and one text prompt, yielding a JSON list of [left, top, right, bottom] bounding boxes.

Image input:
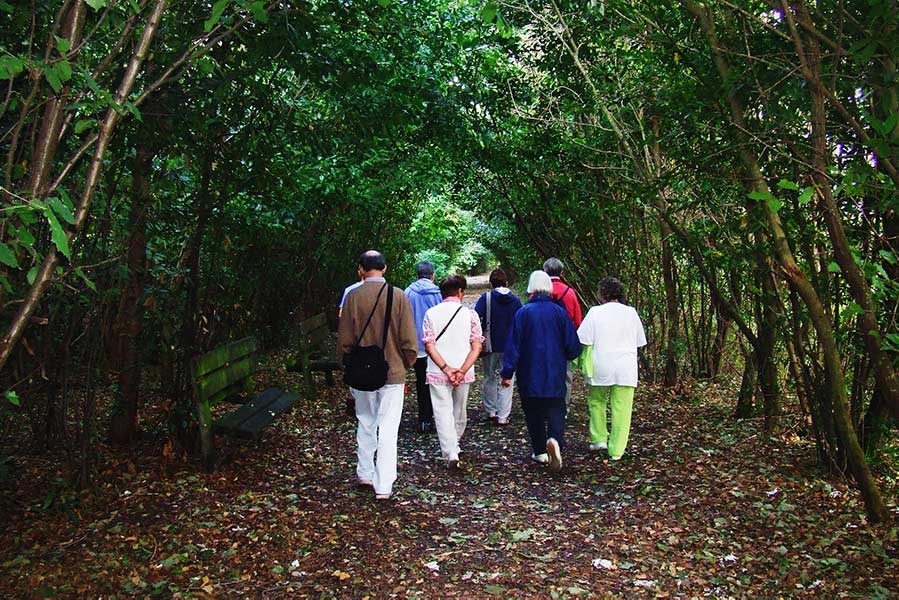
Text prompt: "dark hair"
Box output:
[[439, 275, 467, 299], [489, 268, 508, 288], [598, 277, 626, 303], [543, 257, 564, 277], [358, 250, 386, 272], [416, 261, 435, 279]]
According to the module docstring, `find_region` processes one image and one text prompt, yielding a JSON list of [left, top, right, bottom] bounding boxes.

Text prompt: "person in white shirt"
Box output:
[[576, 277, 647, 460], [422, 275, 484, 469]]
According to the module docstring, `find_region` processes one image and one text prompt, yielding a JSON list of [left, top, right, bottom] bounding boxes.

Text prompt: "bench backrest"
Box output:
[[193, 336, 258, 405], [299, 313, 329, 351]]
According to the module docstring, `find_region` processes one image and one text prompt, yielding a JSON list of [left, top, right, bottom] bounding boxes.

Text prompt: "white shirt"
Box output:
[[577, 302, 647, 387]]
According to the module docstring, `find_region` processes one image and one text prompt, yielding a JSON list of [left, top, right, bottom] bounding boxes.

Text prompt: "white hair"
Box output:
[[527, 270, 553, 295]]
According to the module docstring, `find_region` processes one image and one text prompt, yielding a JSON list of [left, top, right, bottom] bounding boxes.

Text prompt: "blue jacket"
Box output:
[[474, 288, 522, 354], [501, 294, 582, 398], [404, 278, 443, 352]]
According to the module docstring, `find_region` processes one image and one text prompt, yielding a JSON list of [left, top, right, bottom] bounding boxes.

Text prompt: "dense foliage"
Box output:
[[0, 0, 896, 523]]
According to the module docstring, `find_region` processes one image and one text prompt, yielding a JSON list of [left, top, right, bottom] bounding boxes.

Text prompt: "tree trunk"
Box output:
[[108, 137, 155, 444], [685, 0, 888, 521], [0, 0, 168, 373], [660, 218, 679, 386]]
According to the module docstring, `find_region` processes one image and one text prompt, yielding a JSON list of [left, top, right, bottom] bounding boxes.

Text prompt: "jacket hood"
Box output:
[[406, 278, 441, 296], [491, 288, 518, 305]]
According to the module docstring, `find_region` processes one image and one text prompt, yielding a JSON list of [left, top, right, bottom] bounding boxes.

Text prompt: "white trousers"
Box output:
[[481, 353, 513, 422], [429, 383, 470, 461], [352, 384, 404, 495]]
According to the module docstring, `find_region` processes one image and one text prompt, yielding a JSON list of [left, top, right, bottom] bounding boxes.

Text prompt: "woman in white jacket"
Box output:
[[577, 277, 647, 460]]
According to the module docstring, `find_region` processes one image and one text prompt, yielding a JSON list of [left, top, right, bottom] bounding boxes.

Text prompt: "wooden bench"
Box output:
[[193, 336, 298, 469], [288, 313, 342, 400]]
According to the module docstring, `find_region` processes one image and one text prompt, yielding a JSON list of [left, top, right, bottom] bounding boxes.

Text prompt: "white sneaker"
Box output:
[[531, 453, 549, 464], [589, 442, 608, 451], [546, 438, 562, 472]]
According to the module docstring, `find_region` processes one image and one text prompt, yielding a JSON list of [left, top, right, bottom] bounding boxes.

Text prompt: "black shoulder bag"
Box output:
[[343, 284, 394, 391]]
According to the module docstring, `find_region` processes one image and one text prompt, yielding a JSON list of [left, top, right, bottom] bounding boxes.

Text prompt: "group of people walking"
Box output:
[[337, 250, 646, 500]]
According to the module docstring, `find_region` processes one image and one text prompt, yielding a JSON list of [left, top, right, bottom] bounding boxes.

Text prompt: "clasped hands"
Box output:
[[443, 367, 466, 387]]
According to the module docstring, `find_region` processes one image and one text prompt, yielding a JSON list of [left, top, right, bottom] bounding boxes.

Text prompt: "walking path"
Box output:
[[0, 281, 894, 596]]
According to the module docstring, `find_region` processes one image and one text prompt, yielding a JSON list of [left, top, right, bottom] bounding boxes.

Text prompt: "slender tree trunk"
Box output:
[[685, 0, 888, 521], [784, 1, 899, 423], [0, 0, 168, 373], [108, 137, 155, 444]]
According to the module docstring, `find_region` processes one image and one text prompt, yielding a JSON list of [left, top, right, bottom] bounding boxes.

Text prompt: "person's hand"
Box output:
[[501, 379, 512, 388], [449, 368, 465, 387]]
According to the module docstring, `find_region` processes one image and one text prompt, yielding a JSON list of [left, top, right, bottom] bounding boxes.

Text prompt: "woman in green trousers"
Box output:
[[577, 278, 647, 460]]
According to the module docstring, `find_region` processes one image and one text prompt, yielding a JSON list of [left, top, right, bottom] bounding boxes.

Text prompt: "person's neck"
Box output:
[[364, 271, 385, 279]]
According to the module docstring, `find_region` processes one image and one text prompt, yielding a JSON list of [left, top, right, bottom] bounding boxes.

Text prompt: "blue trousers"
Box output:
[[521, 396, 566, 455]]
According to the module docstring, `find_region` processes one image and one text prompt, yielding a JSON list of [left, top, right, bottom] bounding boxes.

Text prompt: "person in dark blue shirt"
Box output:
[[501, 271, 582, 472], [474, 268, 522, 425]]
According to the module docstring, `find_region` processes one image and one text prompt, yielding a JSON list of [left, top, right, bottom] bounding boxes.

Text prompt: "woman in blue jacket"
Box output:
[[501, 271, 582, 472]]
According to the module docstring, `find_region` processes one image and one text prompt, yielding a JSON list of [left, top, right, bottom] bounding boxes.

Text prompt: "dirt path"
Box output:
[[1, 320, 896, 596]]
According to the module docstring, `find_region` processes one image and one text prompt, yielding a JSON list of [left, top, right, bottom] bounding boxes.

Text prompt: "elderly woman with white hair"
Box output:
[[501, 271, 582, 471]]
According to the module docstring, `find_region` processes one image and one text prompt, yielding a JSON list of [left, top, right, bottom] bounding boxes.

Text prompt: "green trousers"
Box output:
[[587, 385, 635, 458]]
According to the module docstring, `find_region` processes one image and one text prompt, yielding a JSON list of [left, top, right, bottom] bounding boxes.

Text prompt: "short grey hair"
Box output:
[[416, 261, 435, 279], [543, 257, 564, 277]]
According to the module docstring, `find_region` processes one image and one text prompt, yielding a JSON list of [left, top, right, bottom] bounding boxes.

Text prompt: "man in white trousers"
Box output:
[[338, 251, 418, 500], [421, 275, 484, 469]]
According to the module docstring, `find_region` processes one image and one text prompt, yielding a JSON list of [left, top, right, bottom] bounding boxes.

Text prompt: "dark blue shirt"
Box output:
[[474, 289, 522, 353], [501, 294, 582, 398]]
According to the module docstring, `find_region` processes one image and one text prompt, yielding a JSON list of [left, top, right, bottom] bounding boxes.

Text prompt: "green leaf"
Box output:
[[827, 262, 841, 273], [249, 1, 268, 22], [44, 66, 62, 93], [879, 249, 897, 265], [75, 268, 96, 292], [86, 0, 108, 9], [766, 198, 783, 214], [74, 119, 96, 134], [747, 190, 774, 201], [0, 55, 25, 80], [48, 197, 76, 225], [481, 3, 498, 23], [55, 60, 73, 83], [197, 58, 215, 76], [844, 302, 863, 319], [797, 187, 814, 205], [0, 242, 18, 268], [45, 210, 71, 259], [55, 35, 71, 54], [204, 0, 231, 32], [26, 266, 38, 285], [0, 2, 15, 14], [377, 0, 391, 6], [776, 179, 799, 191], [15, 226, 35, 248], [5, 391, 20, 407]]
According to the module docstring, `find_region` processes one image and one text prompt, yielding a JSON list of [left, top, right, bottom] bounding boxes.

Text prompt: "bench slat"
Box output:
[[194, 337, 257, 378], [232, 390, 298, 438], [310, 358, 341, 371], [196, 356, 256, 403], [214, 387, 283, 434], [299, 313, 328, 335], [302, 326, 330, 349]]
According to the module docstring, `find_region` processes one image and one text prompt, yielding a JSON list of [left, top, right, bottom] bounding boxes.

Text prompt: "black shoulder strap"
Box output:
[[558, 286, 571, 301], [381, 285, 394, 349], [355, 283, 387, 346], [435, 305, 464, 342]]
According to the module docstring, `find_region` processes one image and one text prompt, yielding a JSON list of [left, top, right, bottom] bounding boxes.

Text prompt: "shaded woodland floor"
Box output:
[[0, 279, 897, 597], [2, 363, 897, 598]]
